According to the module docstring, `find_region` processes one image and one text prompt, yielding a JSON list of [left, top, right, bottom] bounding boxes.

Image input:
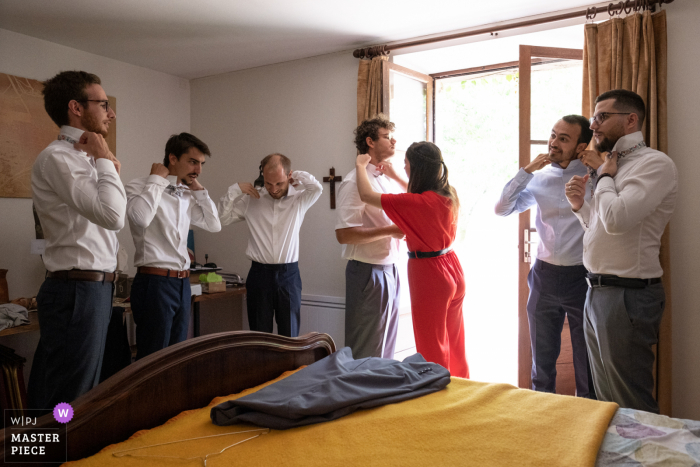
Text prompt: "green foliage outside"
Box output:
[[435, 64, 583, 241]]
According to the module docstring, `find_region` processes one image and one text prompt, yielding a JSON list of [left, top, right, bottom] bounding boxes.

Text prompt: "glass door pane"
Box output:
[[389, 70, 427, 152], [435, 69, 520, 386], [383, 63, 432, 361]]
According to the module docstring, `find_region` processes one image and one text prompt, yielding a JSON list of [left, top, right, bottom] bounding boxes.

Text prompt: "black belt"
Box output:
[[251, 261, 298, 270], [47, 269, 117, 283], [407, 248, 451, 259], [585, 273, 661, 289]]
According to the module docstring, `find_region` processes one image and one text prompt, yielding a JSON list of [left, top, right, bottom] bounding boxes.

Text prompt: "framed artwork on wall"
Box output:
[[0, 73, 116, 198]]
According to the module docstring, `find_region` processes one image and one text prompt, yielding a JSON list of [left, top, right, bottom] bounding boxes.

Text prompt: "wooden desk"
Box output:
[[0, 311, 39, 337], [191, 286, 246, 337]]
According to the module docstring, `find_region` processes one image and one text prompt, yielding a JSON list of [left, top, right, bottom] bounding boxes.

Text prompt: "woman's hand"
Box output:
[[377, 160, 400, 180], [356, 153, 371, 169]]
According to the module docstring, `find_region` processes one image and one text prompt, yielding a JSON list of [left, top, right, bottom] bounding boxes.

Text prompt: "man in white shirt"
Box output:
[[218, 154, 322, 337], [28, 71, 125, 411], [335, 115, 406, 359], [566, 89, 678, 413], [495, 115, 594, 398], [126, 133, 221, 359]]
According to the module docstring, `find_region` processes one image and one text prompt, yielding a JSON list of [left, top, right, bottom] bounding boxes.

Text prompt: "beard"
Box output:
[[595, 137, 617, 153], [594, 123, 624, 153], [548, 147, 576, 164], [81, 113, 108, 137]]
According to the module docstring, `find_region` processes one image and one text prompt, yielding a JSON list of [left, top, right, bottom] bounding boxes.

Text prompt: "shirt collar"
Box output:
[[59, 125, 84, 142], [166, 175, 179, 186], [263, 183, 298, 199], [612, 131, 645, 153], [547, 158, 583, 173], [367, 163, 382, 178]]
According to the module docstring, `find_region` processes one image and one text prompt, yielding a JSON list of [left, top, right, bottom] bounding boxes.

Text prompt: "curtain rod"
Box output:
[[353, 0, 674, 59]]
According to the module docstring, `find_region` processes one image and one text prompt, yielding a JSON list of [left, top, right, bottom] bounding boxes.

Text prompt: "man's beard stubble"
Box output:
[[81, 113, 108, 138]]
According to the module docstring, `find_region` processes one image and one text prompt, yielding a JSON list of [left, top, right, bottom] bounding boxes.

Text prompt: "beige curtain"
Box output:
[[357, 56, 388, 125], [582, 9, 671, 415]]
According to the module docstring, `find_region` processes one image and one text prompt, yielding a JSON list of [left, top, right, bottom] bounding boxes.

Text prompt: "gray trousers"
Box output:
[[584, 283, 665, 413], [344, 260, 400, 359]]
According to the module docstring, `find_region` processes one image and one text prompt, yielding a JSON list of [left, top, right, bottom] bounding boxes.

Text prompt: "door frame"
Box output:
[[517, 45, 583, 390]]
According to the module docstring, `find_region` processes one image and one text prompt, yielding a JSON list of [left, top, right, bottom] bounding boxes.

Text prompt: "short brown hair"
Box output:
[[163, 133, 211, 167], [354, 114, 395, 154], [42, 71, 102, 127]]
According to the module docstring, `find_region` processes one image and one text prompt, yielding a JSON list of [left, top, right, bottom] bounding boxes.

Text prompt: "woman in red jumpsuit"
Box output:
[[355, 142, 468, 378]]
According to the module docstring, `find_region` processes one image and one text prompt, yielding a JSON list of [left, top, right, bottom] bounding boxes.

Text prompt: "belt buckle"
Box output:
[[586, 276, 603, 288]]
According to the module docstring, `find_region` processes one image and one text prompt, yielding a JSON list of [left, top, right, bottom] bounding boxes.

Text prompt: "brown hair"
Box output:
[[354, 114, 395, 154], [406, 142, 460, 222], [163, 133, 211, 167], [42, 71, 102, 127]]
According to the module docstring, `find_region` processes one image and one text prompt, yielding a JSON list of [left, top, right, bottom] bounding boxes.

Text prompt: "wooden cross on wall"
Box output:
[[323, 167, 342, 209]]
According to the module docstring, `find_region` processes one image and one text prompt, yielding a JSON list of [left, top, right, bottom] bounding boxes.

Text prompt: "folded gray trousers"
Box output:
[[210, 347, 451, 430]]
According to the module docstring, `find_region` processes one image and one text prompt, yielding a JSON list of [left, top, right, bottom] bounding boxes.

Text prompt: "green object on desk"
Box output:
[[199, 272, 223, 283]]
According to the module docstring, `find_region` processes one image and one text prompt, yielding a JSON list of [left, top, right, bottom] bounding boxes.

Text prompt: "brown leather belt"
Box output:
[[47, 270, 117, 283], [137, 266, 190, 279]]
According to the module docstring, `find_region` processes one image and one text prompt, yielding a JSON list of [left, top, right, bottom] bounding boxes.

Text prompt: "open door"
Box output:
[[381, 60, 434, 360], [518, 45, 583, 394]]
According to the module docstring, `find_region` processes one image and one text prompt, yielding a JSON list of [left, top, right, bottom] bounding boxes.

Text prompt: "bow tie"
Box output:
[[166, 185, 187, 197]]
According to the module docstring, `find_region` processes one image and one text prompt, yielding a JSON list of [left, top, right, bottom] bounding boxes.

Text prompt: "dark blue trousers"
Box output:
[[130, 273, 191, 360], [246, 261, 301, 337], [27, 278, 114, 410], [527, 259, 593, 397]]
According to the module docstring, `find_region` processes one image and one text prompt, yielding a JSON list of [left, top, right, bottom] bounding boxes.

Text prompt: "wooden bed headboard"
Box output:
[[0, 331, 336, 464]]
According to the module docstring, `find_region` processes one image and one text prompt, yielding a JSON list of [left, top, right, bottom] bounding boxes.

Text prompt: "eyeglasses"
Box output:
[[79, 99, 111, 112], [589, 112, 631, 125]]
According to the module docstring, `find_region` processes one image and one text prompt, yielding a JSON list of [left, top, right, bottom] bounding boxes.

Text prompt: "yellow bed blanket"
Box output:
[[68, 371, 618, 467]]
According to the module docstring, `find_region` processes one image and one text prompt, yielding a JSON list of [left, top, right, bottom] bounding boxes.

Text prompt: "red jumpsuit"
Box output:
[[381, 191, 469, 378]]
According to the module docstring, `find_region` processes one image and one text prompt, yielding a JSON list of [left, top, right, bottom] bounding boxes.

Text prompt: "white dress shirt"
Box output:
[[218, 171, 322, 264], [495, 160, 590, 266], [126, 174, 221, 270], [31, 125, 126, 272], [573, 131, 678, 278], [335, 164, 402, 265]]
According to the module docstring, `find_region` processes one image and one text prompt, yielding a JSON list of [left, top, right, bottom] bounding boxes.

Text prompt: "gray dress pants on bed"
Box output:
[[584, 283, 665, 413], [344, 260, 400, 359], [211, 347, 450, 429]]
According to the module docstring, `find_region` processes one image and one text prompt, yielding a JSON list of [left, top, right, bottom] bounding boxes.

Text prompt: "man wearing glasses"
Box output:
[[335, 114, 406, 359], [565, 89, 678, 413], [29, 71, 125, 410], [495, 115, 594, 398]]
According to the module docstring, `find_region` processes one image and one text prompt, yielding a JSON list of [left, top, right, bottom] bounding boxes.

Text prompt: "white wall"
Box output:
[[0, 28, 190, 374], [666, 1, 700, 421], [190, 51, 358, 298]]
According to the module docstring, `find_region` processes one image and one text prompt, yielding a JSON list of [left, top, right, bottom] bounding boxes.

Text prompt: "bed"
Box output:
[[0, 331, 697, 466]]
